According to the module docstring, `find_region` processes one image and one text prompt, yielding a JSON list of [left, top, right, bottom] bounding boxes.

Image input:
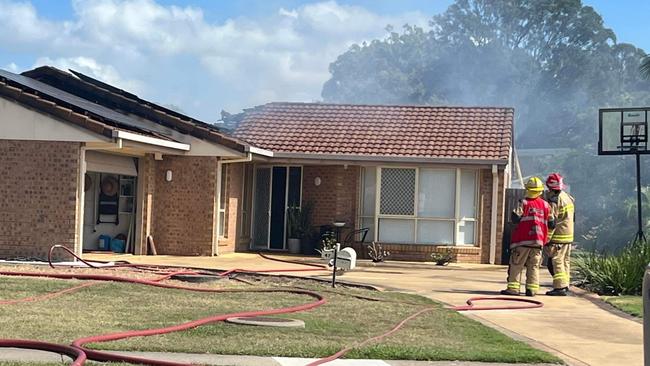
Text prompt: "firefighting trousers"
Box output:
[[506, 246, 542, 294], [544, 243, 571, 289]]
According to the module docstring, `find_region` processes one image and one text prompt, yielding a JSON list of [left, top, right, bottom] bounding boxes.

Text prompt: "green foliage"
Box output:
[[367, 242, 390, 263], [322, 0, 650, 252], [431, 248, 455, 266], [641, 54, 650, 80], [320, 231, 337, 251], [573, 240, 650, 295], [286, 202, 314, 239]]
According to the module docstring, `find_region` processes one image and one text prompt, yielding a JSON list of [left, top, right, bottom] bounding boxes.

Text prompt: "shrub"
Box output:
[[573, 240, 650, 295], [431, 248, 455, 266], [366, 242, 390, 263]]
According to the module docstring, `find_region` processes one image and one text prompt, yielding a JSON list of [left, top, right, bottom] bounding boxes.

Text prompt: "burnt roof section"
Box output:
[[0, 68, 157, 140], [233, 102, 514, 163], [21, 66, 248, 152]]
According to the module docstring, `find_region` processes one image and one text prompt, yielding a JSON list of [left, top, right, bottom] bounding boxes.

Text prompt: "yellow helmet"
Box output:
[[525, 177, 544, 198]]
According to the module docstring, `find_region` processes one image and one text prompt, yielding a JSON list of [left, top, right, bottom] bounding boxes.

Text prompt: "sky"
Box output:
[[0, 0, 648, 123]]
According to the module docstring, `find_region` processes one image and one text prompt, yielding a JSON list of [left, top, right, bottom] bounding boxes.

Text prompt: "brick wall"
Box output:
[[135, 154, 156, 255], [350, 242, 482, 263], [478, 168, 506, 264], [302, 165, 359, 239], [152, 156, 218, 255], [0, 140, 80, 259]]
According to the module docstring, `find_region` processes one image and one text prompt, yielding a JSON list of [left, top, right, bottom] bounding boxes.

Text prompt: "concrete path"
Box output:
[[0, 348, 560, 366], [82, 253, 643, 366], [307, 262, 642, 366]]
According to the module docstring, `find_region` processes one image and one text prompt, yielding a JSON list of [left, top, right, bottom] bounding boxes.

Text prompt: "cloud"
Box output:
[[0, 0, 428, 121]]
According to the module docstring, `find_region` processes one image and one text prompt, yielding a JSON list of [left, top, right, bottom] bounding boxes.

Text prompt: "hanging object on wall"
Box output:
[[97, 174, 119, 225], [101, 176, 119, 197], [84, 173, 92, 192]]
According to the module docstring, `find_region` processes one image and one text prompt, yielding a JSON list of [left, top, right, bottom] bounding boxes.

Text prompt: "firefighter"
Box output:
[[544, 173, 575, 296], [501, 177, 555, 297]]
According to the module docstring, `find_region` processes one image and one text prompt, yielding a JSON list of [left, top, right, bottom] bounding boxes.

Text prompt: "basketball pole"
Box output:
[[635, 152, 647, 244]]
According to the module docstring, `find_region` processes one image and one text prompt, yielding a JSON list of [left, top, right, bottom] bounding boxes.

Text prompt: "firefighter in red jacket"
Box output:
[[501, 177, 555, 296]]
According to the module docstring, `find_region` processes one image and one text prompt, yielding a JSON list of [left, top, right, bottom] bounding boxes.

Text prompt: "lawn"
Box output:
[[0, 265, 561, 364], [603, 295, 643, 318]]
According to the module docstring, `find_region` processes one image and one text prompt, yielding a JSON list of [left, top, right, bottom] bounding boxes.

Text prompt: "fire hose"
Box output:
[[0, 245, 542, 365]]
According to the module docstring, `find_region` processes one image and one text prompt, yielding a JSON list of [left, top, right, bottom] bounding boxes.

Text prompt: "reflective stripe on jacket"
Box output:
[[511, 197, 552, 249], [548, 191, 575, 243]]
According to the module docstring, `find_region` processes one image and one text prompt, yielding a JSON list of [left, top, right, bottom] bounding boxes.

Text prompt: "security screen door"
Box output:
[[251, 166, 302, 250]]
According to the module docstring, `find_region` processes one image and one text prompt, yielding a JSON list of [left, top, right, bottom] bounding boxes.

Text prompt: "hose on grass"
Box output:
[[0, 245, 543, 366]]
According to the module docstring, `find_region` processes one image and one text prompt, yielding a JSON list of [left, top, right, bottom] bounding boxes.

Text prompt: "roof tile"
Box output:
[[233, 102, 513, 161]]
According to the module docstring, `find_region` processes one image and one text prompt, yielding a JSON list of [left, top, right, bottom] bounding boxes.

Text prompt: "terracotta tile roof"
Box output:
[[233, 102, 513, 163]]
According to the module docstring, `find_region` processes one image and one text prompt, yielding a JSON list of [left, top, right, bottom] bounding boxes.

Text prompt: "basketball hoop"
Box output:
[[599, 108, 650, 244]]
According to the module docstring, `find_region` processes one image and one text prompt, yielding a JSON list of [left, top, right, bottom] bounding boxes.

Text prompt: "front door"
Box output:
[[251, 166, 302, 250]]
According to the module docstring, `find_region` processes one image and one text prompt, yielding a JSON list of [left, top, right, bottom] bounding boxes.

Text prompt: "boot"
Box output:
[[546, 287, 568, 296], [500, 288, 519, 296], [525, 289, 535, 297]]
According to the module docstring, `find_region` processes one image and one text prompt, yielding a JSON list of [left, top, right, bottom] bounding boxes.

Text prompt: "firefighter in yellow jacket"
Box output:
[[544, 173, 575, 296]]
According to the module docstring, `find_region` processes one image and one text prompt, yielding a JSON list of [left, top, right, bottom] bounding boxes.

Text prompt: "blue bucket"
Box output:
[[110, 238, 126, 253], [98, 235, 111, 250]]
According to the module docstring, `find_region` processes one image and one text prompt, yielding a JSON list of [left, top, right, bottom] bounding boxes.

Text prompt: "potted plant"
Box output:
[[318, 230, 337, 260], [286, 206, 302, 254], [286, 203, 313, 254]]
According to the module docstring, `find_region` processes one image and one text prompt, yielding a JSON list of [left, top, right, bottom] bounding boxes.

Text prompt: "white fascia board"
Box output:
[[113, 130, 190, 151], [246, 145, 274, 157]]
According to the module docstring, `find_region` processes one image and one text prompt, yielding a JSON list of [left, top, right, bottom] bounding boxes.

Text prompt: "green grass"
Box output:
[[0, 270, 562, 364], [603, 295, 643, 318]]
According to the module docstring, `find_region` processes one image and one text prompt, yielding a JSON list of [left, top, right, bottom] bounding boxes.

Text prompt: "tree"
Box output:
[[321, 0, 650, 250], [642, 54, 650, 79]]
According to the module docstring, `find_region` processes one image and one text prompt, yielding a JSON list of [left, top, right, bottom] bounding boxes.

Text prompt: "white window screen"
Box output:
[[362, 167, 376, 216], [378, 219, 415, 243], [418, 168, 455, 218], [460, 170, 477, 218], [380, 168, 415, 215], [417, 220, 454, 244]]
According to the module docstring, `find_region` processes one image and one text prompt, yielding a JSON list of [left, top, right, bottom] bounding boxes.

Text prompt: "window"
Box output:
[[218, 164, 228, 238], [359, 167, 478, 245]]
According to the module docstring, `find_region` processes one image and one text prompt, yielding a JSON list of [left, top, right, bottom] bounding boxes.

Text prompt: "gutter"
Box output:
[[212, 153, 253, 256], [271, 152, 508, 166]]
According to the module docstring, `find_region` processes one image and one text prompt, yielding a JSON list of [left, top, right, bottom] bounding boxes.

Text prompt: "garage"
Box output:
[[82, 151, 139, 253]]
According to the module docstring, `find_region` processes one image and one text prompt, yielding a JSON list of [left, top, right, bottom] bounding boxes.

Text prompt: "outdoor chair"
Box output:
[[341, 227, 369, 248]]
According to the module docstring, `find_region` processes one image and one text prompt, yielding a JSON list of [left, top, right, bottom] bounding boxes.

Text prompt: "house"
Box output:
[[230, 103, 513, 263], [0, 66, 270, 260], [1, 66, 513, 264]]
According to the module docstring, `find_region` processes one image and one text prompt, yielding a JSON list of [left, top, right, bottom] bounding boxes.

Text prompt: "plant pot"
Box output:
[[288, 238, 301, 254]]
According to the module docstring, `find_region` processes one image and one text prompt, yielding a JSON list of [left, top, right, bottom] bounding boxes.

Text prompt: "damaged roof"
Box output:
[[0, 66, 250, 153], [233, 102, 514, 164]]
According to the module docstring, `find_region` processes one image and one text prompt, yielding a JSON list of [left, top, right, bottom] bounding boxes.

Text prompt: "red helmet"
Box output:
[[546, 173, 564, 190]]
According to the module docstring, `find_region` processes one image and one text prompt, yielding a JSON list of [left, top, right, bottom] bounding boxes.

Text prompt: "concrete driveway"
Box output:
[[312, 261, 642, 366], [84, 252, 642, 366]]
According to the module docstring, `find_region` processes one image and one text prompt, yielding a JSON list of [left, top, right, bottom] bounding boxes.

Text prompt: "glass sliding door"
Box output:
[[251, 166, 302, 250], [252, 167, 271, 249]]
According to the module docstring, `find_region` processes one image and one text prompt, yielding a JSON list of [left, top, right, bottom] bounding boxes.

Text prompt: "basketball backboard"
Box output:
[[599, 108, 650, 155]]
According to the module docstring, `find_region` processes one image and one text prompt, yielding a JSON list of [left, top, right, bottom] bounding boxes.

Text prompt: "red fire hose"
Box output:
[[0, 245, 543, 365]]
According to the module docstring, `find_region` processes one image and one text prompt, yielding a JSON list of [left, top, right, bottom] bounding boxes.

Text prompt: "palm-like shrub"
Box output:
[[574, 240, 650, 295]]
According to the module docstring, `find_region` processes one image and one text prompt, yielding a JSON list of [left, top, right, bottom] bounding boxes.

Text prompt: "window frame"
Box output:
[[358, 166, 479, 246]]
